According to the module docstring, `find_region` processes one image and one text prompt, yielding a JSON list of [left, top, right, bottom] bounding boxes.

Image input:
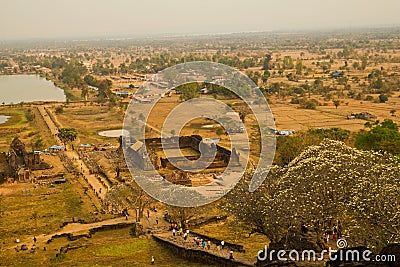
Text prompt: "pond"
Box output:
[[98, 129, 129, 138], [0, 115, 10, 124], [0, 75, 65, 104]]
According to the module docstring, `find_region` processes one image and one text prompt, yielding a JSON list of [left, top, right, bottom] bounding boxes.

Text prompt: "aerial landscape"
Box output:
[[0, 1, 399, 266]]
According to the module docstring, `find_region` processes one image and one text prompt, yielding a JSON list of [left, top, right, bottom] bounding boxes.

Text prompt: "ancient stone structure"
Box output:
[[152, 234, 253, 267], [3, 137, 51, 182], [124, 135, 240, 187], [126, 135, 240, 172], [165, 171, 192, 186]]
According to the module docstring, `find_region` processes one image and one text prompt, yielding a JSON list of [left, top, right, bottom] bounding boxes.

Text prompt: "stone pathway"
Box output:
[[153, 231, 254, 265], [8, 216, 135, 252], [36, 105, 108, 199]]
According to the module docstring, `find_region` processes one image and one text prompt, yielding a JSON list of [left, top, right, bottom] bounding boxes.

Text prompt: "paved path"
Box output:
[[36, 105, 108, 199]]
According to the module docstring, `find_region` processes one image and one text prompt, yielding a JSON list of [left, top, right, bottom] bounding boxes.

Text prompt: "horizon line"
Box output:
[[1, 24, 400, 44]]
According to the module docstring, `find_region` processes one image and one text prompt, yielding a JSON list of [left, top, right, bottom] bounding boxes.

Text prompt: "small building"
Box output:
[[331, 72, 344, 78], [79, 144, 92, 150], [50, 145, 65, 152], [54, 178, 66, 184], [115, 92, 130, 98]]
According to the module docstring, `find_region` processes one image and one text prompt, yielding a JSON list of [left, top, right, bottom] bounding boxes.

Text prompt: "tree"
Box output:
[[239, 110, 247, 123], [178, 83, 201, 101], [55, 106, 64, 114], [373, 77, 384, 89], [251, 71, 261, 86], [97, 79, 113, 99], [84, 75, 98, 87], [105, 183, 154, 222], [299, 98, 318, 110], [390, 109, 396, 116], [379, 94, 388, 103], [58, 128, 78, 149], [81, 86, 89, 101], [361, 56, 368, 70], [355, 119, 400, 155], [261, 70, 271, 83], [282, 56, 294, 69], [274, 128, 350, 166], [296, 60, 303, 75], [352, 61, 360, 70], [177, 82, 200, 101], [61, 60, 87, 88], [223, 167, 289, 243], [262, 54, 272, 70], [224, 140, 400, 251], [333, 99, 340, 109], [166, 206, 205, 228]]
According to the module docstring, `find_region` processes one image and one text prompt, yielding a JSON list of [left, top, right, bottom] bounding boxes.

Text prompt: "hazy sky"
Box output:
[[0, 0, 399, 40]]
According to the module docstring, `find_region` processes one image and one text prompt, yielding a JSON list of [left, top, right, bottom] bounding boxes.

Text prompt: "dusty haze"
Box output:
[[0, 0, 399, 40]]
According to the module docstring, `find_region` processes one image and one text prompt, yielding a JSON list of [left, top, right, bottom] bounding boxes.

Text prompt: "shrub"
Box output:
[[55, 106, 64, 114], [299, 98, 318, 109], [379, 94, 389, 103]]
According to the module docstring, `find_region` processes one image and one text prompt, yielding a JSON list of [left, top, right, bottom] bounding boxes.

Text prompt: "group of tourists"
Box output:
[[193, 237, 212, 250], [171, 224, 190, 240], [324, 223, 342, 243], [301, 220, 343, 244], [169, 224, 235, 260]]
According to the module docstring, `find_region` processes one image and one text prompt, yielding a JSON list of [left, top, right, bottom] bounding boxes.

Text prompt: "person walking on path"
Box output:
[[151, 256, 155, 265]]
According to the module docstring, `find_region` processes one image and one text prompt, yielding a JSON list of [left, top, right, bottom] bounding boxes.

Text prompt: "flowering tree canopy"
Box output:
[[224, 140, 400, 251]]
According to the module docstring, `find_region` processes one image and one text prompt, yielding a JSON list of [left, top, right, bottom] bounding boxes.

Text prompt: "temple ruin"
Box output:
[[0, 137, 51, 183], [124, 135, 240, 187]]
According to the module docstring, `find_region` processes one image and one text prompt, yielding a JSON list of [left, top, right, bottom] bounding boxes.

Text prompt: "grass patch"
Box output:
[[94, 239, 148, 257], [0, 109, 26, 127], [0, 107, 34, 152], [51, 105, 124, 145], [0, 181, 96, 242]]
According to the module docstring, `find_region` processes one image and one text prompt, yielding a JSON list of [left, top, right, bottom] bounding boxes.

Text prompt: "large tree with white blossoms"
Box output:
[[224, 140, 400, 251]]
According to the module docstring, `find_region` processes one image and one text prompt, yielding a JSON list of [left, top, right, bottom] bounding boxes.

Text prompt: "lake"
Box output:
[[0, 115, 10, 124], [0, 75, 65, 104]]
